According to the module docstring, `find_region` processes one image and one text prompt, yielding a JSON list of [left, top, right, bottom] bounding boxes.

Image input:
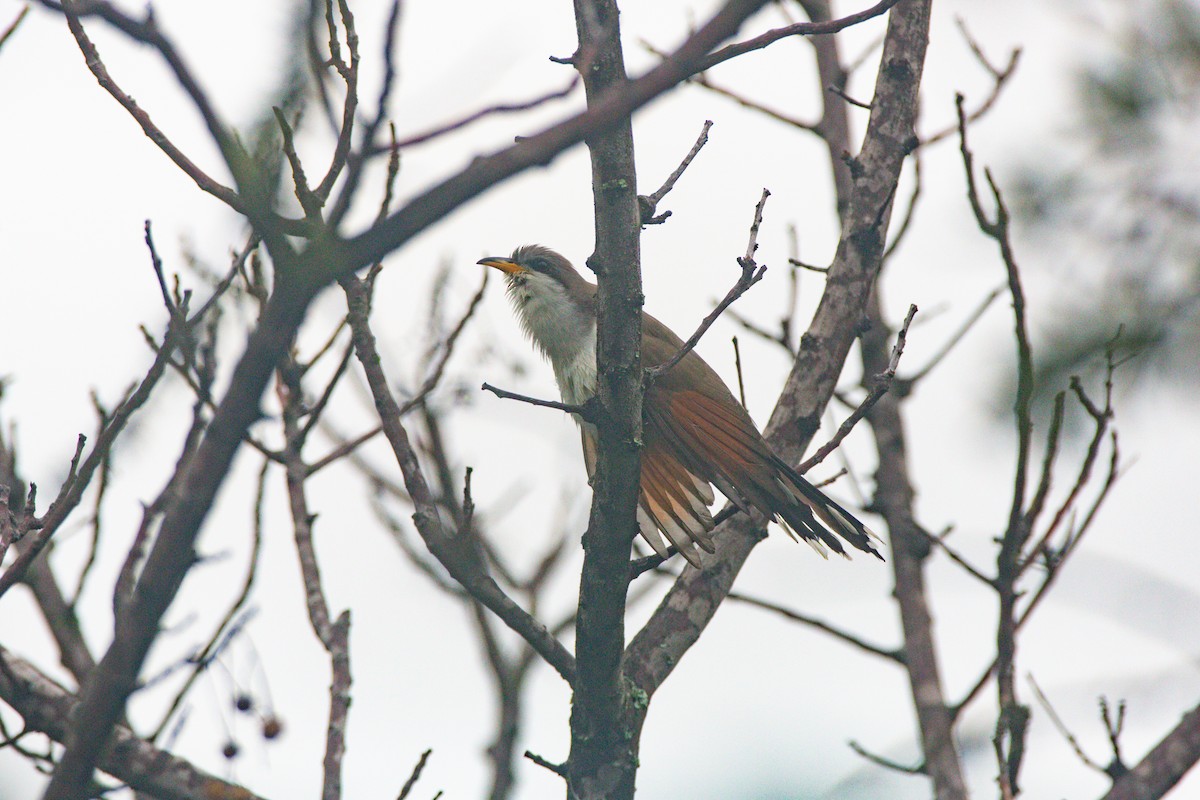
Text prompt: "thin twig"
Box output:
[[693, 0, 904, 74], [827, 83, 871, 109], [67, 395, 113, 608], [299, 341, 357, 442], [728, 588, 904, 663], [882, 144, 922, 261], [279, 356, 352, 800], [848, 740, 926, 774], [150, 457, 269, 742], [274, 106, 323, 221], [343, 275, 576, 685], [731, 336, 747, 408], [1099, 695, 1128, 777], [725, 308, 794, 355], [640, 119, 714, 224], [920, 20, 1021, 148], [481, 383, 592, 419], [904, 286, 1004, 384], [0, 6, 29, 51], [391, 75, 580, 151], [48, 0, 310, 236], [313, 0, 362, 203], [0, 643, 271, 799], [524, 750, 568, 777], [308, 425, 380, 478], [798, 304, 917, 473], [1028, 673, 1106, 773], [0, 311, 184, 600], [648, 189, 770, 380], [916, 527, 994, 586], [396, 749, 433, 800], [959, 87, 1034, 794]]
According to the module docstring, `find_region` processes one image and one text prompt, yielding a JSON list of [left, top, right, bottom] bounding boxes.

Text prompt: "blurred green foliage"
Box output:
[[1014, 0, 1200, 399]]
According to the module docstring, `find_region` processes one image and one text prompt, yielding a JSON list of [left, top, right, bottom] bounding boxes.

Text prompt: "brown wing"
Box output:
[[641, 313, 874, 558], [580, 421, 713, 566]]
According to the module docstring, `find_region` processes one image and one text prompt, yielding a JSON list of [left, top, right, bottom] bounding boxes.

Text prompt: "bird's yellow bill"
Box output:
[[477, 256, 525, 275]]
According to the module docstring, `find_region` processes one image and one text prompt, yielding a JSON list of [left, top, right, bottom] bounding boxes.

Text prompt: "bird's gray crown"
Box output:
[[510, 244, 570, 278]]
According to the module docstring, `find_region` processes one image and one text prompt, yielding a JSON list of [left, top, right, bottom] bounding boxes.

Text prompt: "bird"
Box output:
[[478, 244, 881, 567]]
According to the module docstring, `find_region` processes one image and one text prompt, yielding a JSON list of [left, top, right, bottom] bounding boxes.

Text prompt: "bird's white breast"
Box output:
[[506, 272, 597, 407]]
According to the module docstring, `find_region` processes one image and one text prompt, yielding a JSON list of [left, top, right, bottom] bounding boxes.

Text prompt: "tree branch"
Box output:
[[0, 644, 267, 800], [626, 0, 931, 707], [646, 189, 770, 381], [341, 275, 576, 686], [1100, 701, 1200, 800], [567, 1, 647, 795]]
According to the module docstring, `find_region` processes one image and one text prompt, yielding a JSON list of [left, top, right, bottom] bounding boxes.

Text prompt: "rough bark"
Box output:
[[1100, 702, 1200, 800], [567, 1, 646, 797], [626, 0, 932, 700], [864, 291, 968, 800], [0, 644, 266, 800]]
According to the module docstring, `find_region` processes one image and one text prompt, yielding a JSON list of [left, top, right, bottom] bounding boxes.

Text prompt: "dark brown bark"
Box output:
[[626, 0, 932, 701], [567, 1, 645, 796], [0, 643, 266, 800], [1101, 702, 1200, 800], [44, 272, 318, 800], [863, 291, 968, 800]]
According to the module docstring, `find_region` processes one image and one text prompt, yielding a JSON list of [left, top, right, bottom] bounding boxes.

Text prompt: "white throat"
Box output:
[[506, 272, 597, 406]]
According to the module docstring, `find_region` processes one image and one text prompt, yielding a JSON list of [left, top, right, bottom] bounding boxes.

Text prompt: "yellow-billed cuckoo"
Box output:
[[479, 245, 881, 567]]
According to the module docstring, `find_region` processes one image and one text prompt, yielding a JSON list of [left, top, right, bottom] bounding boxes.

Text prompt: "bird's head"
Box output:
[[477, 244, 585, 288], [477, 245, 596, 362]]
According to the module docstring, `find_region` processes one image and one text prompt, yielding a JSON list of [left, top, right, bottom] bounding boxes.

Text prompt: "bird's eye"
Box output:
[[526, 257, 548, 272]]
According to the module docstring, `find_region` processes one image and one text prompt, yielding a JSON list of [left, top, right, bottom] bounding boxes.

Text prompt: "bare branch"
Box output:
[[882, 144, 922, 260], [0, 6, 29, 51], [313, 0, 361, 203], [920, 20, 1021, 148], [0, 314, 182, 600], [648, 54, 818, 132], [849, 740, 926, 774], [526, 750, 569, 777], [391, 74, 581, 151], [0, 644, 267, 800], [1101, 701, 1200, 800], [917, 526, 994, 586], [904, 285, 1004, 384], [44, 0, 315, 234], [725, 307, 795, 355], [481, 382, 593, 420], [827, 82, 872, 109], [339, 0, 817, 276], [639, 119, 714, 224], [1100, 695, 1129, 777], [279, 355, 352, 800], [728, 588, 904, 662], [699, 0, 904, 73], [647, 189, 770, 380], [342, 275, 576, 684], [731, 336, 748, 408], [797, 303, 916, 474], [150, 458, 268, 742], [275, 106, 324, 222], [1028, 673, 1107, 773], [396, 749, 433, 800]]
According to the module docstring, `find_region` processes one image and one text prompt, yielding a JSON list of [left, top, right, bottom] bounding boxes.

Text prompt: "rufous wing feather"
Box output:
[[646, 382, 881, 560]]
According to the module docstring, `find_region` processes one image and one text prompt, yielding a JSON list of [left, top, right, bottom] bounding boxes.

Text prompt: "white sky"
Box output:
[[1, 1, 1197, 798]]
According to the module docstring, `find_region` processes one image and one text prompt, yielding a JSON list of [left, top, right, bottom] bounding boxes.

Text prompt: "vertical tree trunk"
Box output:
[[567, 1, 645, 797]]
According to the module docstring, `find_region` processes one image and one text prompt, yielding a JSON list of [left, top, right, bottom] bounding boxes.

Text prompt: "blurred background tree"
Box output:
[[1015, 0, 1200, 396]]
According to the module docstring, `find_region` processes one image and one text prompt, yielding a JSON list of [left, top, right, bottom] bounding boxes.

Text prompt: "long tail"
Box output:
[[769, 455, 883, 560]]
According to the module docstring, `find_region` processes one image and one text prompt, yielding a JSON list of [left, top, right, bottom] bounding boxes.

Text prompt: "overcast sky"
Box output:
[[2, 1, 1198, 798]]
